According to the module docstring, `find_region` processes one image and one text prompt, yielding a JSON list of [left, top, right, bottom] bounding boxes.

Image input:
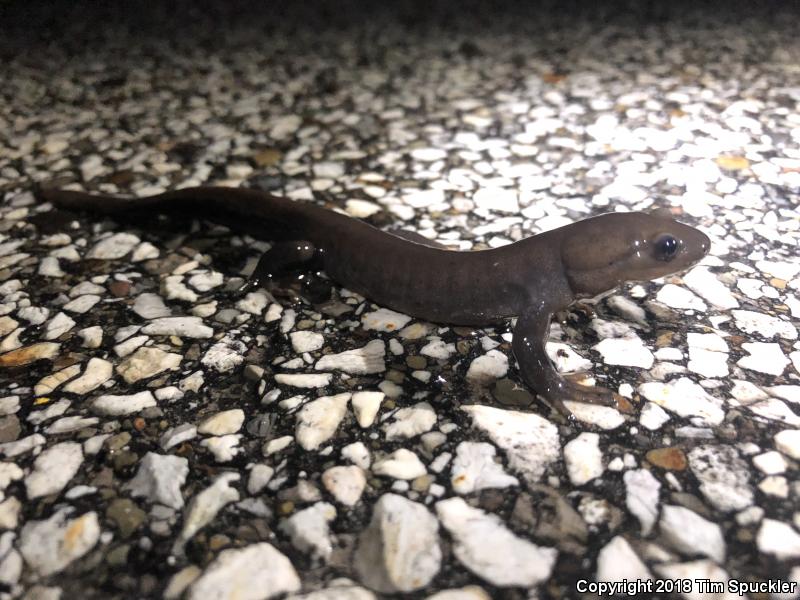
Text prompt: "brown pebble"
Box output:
[[253, 148, 282, 167], [278, 501, 295, 515], [108, 280, 131, 297], [133, 417, 146, 432], [0, 343, 60, 367], [406, 355, 427, 370], [208, 534, 231, 551], [646, 447, 687, 471], [770, 278, 787, 290]]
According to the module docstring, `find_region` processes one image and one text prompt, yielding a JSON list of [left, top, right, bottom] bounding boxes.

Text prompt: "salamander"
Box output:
[[38, 186, 710, 414]]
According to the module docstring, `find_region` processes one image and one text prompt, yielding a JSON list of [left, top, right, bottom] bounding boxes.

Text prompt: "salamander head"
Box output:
[[561, 211, 710, 298]]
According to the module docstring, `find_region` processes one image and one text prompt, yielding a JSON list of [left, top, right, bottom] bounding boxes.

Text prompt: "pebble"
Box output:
[[175, 473, 240, 552], [638, 377, 725, 425], [188, 543, 300, 600], [18, 510, 100, 576], [62, 358, 113, 394], [660, 504, 725, 562], [383, 402, 436, 440], [92, 390, 157, 415], [737, 342, 790, 375], [461, 405, 559, 484], [465, 350, 508, 383], [295, 393, 351, 450], [201, 435, 242, 462], [132, 293, 171, 319], [62, 294, 100, 314], [78, 326, 103, 348], [436, 497, 556, 587], [315, 339, 385, 374], [774, 429, 800, 459], [688, 445, 754, 511], [160, 423, 197, 451], [322, 466, 366, 506], [594, 336, 654, 369], [354, 494, 441, 593], [247, 464, 275, 495], [450, 442, 518, 494], [351, 391, 384, 428], [361, 309, 411, 332], [563, 402, 625, 430], [342, 442, 371, 470], [595, 536, 652, 582], [0, 342, 60, 366], [290, 331, 324, 353], [683, 266, 739, 309], [125, 452, 189, 509], [117, 346, 182, 383], [623, 469, 661, 535], [656, 284, 707, 311], [198, 409, 245, 436], [0, 434, 45, 458], [756, 518, 800, 559], [141, 317, 213, 338], [280, 502, 337, 562], [564, 433, 603, 486], [86, 232, 140, 259], [201, 338, 246, 372], [34, 364, 81, 396], [24, 441, 83, 499], [43, 312, 75, 340], [372, 449, 427, 480]]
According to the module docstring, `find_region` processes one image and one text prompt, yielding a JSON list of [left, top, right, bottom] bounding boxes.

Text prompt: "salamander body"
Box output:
[[39, 186, 710, 414]]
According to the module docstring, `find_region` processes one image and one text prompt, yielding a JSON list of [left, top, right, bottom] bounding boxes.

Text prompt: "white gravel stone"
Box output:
[[322, 466, 366, 506], [595, 536, 652, 583], [563, 402, 625, 430], [34, 364, 80, 396], [141, 317, 213, 338], [345, 199, 382, 218], [461, 405, 559, 484], [17, 306, 49, 325], [450, 442, 518, 494], [175, 473, 240, 552], [45, 416, 100, 434], [201, 435, 242, 462], [361, 308, 412, 332], [0, 434, 45, 458], [201, 338, 246, 372], [62, 358, 113, 394], [160, 423, 197, 451], [411, 148, 447, 162], [43, 312, 75, 340], [19, 510, 100, 576], [86, 232, 140, 259], [291, 331, 324, 353], [263, 435, 293, 456], [78, 326, 103, 348], [738, 342, 789, 375], [315, 339, 385, 374], [62, 294, 100, 314], [688, 445, 753, 511], [188, 543, 300, 600], [372, 449, 427, 480], [342, 442, 371, 470], [594, 336, 654, 369], [188, 270, 223, 292], [683, 266, 739, 309], [624, 469, 661, 535], [352, 391, 384, 428], [465, 350, 508, 383], [732, 309, 797, 340], [125, 452, 188, 509], [117, 346, 182, 384], [247, 464, 275, 495], [25, 441, 83, 499], [383, 402, 436, 440], [280, 502, 337, 561], [296, 393, 351, 450], [420, 338, 454, 360], [775, 429, 800, 459], [198, 409, 245, 436], [638, 377, 725, 425], [564, 433, 603, 486], [472, 188, 520, 213], [354, 494, 441, 593], [756, 518, 800, 560], [656, 284, 707, 310], [92, 390, 156, 416], [275, 373, 332, 388], [660, 504, 726, 562], [132, 293, 171, 319], [436, 497, 556, 587], [752, 451, 787, 474], [0, 463, 23, 490], [402, 189, 445, 209]]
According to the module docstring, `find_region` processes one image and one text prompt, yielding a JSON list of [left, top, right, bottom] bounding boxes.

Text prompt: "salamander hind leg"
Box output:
[[512, 305, 622, 417]]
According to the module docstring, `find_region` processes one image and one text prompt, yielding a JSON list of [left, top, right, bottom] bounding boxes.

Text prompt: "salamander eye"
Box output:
[[654, 234, 679, 261]]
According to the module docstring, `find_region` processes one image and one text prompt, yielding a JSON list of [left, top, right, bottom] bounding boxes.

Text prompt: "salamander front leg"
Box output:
[[512, 305, 619, 416], [240, 240, 317, 293]]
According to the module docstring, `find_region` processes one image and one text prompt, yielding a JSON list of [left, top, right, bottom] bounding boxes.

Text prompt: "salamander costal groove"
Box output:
[[38, 186, 711, 416]]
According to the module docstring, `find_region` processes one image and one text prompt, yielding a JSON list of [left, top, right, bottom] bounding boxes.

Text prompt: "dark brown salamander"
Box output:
[[39, 186, 710, 414]]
